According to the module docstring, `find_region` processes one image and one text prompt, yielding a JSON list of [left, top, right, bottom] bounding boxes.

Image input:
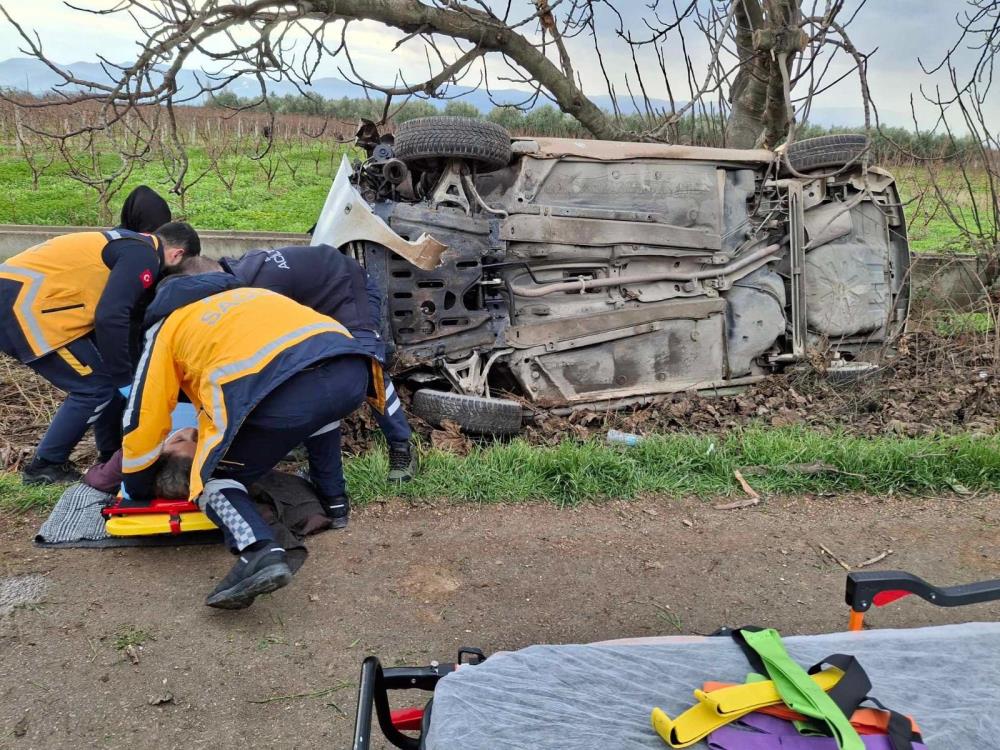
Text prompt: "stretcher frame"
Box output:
[[351, 570, 1000, 750], [100, 497, 216, 536]]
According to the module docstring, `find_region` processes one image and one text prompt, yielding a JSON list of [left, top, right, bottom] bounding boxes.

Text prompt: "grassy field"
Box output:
[[894, 165, 996, 253], [0, 142, 355, 233], [3, 427, 999, 514], [0, 144, 990, 253]]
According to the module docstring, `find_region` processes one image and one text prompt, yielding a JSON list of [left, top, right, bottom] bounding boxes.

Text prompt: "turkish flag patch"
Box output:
[[140, 269, 154, 289]]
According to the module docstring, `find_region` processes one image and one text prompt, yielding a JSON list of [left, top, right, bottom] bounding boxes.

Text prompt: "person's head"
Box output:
[[152, 453, 194, 499], [120, 185, 171, 233], [176, 256, 223, 276], [156, 221, 202, 270], [163, 427, 197, 460]]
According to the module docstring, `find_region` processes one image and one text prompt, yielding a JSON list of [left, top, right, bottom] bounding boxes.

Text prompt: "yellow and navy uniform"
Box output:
[[0, 229, 162, 386], [121, 272, 385, 501]]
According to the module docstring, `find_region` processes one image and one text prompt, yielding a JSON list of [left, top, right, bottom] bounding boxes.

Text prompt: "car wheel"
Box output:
[[394, 117, 512, 173], [783, 134, 869, 173], [824, 361, 883, 386], [412, 389, 523, 436]]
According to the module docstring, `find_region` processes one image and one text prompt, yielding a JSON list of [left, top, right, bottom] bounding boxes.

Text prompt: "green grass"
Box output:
[[0, 472, 62, 512], [895, 165, 996, 254], [343, 428, 1000, 505], [933, 311, 995, 336], [113, 625, 155, 650], [0, 142, 356, 232], [4, 428, 999, 514]]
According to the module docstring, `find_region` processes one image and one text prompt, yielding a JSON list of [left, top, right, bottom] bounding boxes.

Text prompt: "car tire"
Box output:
[[412, 389, 523, 436], [783, 134, 869, 173], [394, 117, 512, 173], [824, 361, 883, 386]]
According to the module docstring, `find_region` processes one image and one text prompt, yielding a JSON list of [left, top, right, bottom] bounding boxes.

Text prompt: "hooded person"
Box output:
[[120, 270, 385, 609], [119, 186, 172, 234], [0, 222, 202, 484]]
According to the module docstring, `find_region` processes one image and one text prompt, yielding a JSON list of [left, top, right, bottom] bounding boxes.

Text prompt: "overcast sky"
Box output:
[[0, 1, 994, 128]]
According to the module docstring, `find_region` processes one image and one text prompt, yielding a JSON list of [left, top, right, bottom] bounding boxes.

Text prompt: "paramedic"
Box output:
[[121, 269, 384, 609], [0, 222, 201, 484], [185, 247, 417, 499]]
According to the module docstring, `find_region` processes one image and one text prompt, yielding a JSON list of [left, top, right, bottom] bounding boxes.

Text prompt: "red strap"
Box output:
[[872, 590, 912, 607], [390, 707, 424, 731]]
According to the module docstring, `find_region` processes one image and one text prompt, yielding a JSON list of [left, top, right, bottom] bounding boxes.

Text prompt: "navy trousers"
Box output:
[[202, 355, 369, 552], [0, 329, 123, 463]]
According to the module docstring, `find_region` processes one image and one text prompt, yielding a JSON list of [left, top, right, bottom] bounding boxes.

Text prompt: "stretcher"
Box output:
[[352, 571, 1000, 749], [101, 496, 216, 536]]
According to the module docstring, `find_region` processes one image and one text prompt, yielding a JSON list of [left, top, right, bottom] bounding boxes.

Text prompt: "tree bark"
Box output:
[[726, 0, 769, 148], [725, 0, 802, 148]]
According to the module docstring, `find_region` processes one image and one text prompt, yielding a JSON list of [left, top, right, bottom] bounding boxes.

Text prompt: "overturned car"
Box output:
[[316, 117, 910, 434]]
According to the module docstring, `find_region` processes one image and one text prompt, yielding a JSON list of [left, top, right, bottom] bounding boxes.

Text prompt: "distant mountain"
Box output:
[[0, 56, 902, 127]]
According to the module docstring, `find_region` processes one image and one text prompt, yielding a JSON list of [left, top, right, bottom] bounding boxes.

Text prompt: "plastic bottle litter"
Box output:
[[607, 430, 643, 446]]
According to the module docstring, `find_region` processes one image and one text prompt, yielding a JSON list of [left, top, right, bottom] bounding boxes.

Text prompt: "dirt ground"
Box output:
[[1, 492, 999, 749]]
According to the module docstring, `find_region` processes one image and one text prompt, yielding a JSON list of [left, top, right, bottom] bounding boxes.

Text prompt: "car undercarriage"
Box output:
[[317, 117, 910, 433]]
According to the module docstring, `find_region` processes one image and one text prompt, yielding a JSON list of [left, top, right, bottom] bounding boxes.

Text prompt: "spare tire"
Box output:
[[395, 116, 512, 173], [412, 389, 522, 436], [783, 134, 869, 173]]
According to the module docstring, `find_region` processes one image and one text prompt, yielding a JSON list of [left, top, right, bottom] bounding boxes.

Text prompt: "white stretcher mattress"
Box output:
[[424, 622, 1000, 749]]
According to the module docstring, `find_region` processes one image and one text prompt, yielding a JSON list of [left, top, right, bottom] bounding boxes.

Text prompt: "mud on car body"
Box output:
[[328, 117, 909, 434]]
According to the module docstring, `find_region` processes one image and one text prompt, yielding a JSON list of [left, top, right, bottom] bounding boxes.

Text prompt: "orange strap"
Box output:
[[702, 681, 920, 735]]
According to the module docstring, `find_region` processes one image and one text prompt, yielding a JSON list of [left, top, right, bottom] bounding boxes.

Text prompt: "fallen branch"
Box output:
[[818, 543, 852, 571], [715, 470, 762, 510], [741, 462, 864, 478], [856, 549, 893, 568], [248, 681, 353, 705]]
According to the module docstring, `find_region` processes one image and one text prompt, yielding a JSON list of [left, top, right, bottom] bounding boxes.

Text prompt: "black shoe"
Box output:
[[320, 495, 350, 529], [387, 441, 417, 483], [22, 457, 81, 485], [205, 543, 292, 610]]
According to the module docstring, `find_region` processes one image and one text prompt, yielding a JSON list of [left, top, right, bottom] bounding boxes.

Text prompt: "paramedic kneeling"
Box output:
[[120, 271, 384, 609], [0, 222, 200, 484]]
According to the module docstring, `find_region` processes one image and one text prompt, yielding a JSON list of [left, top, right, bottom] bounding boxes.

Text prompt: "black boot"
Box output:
[[22, 456, 81, 485], [205, 542, 292, 610], [320, 494, 350, 530], [387, 441, 417, 483]]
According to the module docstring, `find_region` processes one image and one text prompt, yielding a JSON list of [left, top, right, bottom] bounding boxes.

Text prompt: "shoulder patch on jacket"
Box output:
[[140, 269, 154, 289]]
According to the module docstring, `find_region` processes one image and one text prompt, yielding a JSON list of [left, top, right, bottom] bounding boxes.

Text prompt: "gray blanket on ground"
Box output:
[[424, 622, 1000, 750]]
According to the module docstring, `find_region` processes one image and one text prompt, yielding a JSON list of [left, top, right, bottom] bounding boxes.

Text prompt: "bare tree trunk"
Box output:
[[726, 0, 804, 148]]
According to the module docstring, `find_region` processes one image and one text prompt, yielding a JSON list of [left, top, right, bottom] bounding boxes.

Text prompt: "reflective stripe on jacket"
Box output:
[[0, 229, 159, 363]]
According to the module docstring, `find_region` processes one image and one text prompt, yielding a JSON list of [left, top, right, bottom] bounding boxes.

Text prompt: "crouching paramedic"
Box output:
[[120, 270, 384, 609], [192, 245, 416, 485], [0, 223, 201, 484]]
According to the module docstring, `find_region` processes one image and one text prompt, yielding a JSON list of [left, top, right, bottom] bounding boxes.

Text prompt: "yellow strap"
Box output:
[[56, 346, 93, 376], [696, 666, 842, 716], [651, 667, 843, 748]]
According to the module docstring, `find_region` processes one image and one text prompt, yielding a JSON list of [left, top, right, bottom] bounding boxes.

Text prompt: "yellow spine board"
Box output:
[[104, 512, 217, 537]]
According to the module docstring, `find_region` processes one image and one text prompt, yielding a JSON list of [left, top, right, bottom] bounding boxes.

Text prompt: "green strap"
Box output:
[[740, 628, 864, 750]]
